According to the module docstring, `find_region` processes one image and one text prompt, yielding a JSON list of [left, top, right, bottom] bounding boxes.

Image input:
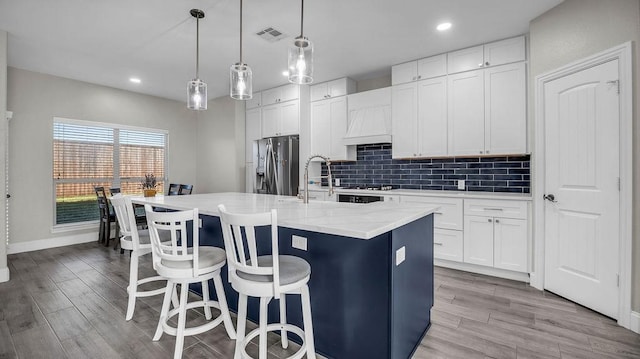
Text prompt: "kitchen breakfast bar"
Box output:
[[133, 192, 436, 359]]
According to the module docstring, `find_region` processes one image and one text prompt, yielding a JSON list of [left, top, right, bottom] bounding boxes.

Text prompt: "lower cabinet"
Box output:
[[463, 215, 495, 266], [434, 228, 463, 262], [493, 217, 528, 272]]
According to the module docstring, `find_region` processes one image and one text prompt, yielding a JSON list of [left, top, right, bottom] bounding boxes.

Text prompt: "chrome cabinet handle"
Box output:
[[488, 218, 492, 222], [483, 208, 503, 211], [434, 242, 443, 246], [544, 194, 557, 203], [485, 62, 490, 66], [417, 75, 422, 79], [495, 219, 500, 223]]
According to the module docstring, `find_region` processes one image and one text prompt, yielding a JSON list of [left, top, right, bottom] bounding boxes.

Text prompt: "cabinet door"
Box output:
[[261, 87, 281, 105], [448, 70, 485, 156], [246, 162, 254, 193], [310, 83, 328, 102], [485, 62, 527, 155], [328, 97, 353, 160], [447, 45, 484, 74], [391, 82, 418, 158], [463, 215, 494, 267], [418, 76, 448, 157], [392, 61, 418, 85], [245, 108, 261, 162], [484, 36, 525, 67], [280, 84, 299, 102], [417, 54, 447, 79], [261, 104, 280, 138], [434, 228, 463, 262], [279, 100, 299, 135], [246, 92, 262, 109], [327, 78, 348, 98], [493, 218, 528, 272], [310, 100, 331, 157]]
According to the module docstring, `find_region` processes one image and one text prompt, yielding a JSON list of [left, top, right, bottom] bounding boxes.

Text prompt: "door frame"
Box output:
[[531, 42, 633, 330]]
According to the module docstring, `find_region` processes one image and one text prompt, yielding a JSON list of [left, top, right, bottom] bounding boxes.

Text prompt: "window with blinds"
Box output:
[[53, 119, 167, 225]]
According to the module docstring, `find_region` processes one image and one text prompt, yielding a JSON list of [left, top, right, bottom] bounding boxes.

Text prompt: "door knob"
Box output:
[[543, 194, 557, 202]]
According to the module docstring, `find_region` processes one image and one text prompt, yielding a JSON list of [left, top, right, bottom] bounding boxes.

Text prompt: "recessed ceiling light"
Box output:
[[129, 77, 141, 84], [437, 22, 452, 31], [282, 71, 289, 76]]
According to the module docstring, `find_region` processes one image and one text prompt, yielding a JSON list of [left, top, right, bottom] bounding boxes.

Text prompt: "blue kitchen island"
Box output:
[[133, 193, 436, 359]]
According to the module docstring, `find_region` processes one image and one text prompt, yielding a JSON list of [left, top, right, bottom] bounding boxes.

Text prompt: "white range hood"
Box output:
[[343, 87, 392, 145]]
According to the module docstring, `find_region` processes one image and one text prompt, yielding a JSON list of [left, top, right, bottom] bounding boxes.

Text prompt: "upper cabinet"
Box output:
[[310, 78, 356, 102], [392, 54, 447, 85], [245, 91, 262, 109], [448, 36, 525, 74], [262, 84, 299, 105], [245, 107, 261, 162]]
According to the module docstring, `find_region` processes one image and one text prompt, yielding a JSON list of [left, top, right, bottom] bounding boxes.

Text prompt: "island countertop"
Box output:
[[132, 192, 438, 240]]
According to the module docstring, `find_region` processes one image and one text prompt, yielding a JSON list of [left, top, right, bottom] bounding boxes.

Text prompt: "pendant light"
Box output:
[[288, 0, 313, 84], [187, 9, 207, 110], [230, 0, 252, 99]]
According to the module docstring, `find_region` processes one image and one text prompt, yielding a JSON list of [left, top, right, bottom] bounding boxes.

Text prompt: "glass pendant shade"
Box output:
[[230, 63, 252, 100], [288, 36, 313, 84], [187, 78, 207, 110]]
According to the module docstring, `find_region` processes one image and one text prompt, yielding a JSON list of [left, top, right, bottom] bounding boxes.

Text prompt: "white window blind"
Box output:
[[53, 119, 167, 225]]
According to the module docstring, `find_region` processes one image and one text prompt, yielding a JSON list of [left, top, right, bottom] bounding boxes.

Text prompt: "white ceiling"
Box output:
[[0, 0, 563, 102]]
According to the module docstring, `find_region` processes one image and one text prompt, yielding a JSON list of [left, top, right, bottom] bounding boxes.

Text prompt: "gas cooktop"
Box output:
[[342, 184, 394, 191]]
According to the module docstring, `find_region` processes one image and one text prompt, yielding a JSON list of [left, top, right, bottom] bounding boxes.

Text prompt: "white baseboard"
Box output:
[[7, 232, 98, 254], [629, 311, 640, 334], [435, 259, 530, 283], [0, 266, 9, 282]]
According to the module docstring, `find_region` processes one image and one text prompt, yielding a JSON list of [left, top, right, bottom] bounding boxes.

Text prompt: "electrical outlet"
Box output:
[[292, 235, 307, 251], [198, 218, 203, 228], [457, 179, 465, 190], [396, 246, 406, 266]]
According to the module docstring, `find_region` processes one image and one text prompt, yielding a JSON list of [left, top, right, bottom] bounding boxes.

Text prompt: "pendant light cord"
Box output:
[[195, 15, 200, 79], [300, 0, 304, 37], [240, 0, 243, 63]]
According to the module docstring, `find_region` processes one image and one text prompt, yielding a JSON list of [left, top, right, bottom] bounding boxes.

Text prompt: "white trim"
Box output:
[[435, 259, 530, 283], [7, 231, 97, 254], [53, 116, 169, 134], [0, 266, 9, 282], [533, 42, 633, 329], [630, 311, 640, 334]]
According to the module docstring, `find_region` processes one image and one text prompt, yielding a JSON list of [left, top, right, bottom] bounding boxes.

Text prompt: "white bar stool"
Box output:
[[145, 205, 236, 359], [218, 204, 316, 359], [110, 194, 169, 320]]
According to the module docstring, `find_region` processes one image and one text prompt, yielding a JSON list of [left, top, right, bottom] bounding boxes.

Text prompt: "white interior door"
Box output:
[[543, 59, 620, 318]]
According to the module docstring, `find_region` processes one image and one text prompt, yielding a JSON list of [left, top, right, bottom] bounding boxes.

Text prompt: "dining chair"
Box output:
[[178, 184, 193, 195], [94, 186, 119, 247], [218, 204, 316, 359], [145, 204, 236, 359], [167, 183, 180, 196]]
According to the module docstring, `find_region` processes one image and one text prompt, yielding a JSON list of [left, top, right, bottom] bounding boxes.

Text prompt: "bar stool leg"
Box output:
[[125, 254, 139, 320], [301, 285, 316, 359], [154, 282, 173, 341], [212, 274, 236, 339], [279, 293, 289, 349], [259, 297, 270, 359], [235, 294, 248, 359], [202, 280, 212, 320], [173, 282, 189, 359]]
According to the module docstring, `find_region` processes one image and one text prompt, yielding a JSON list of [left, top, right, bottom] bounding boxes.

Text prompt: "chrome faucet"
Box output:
[[302, 154, 333, 204]]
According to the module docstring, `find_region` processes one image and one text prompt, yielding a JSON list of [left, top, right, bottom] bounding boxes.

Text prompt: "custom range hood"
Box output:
[[343, 87, 392, 145]]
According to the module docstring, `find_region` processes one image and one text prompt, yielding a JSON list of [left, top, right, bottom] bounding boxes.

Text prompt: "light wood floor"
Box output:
[[1, 242, 639, 358]]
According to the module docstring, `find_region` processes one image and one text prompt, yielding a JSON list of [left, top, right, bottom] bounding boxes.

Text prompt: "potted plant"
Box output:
[[141, 173, 158, 197]]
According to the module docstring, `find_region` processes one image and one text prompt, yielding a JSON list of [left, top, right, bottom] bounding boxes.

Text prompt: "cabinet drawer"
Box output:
[[434, 229, 463, 262], [464, 199, 527, 219], [400, 196, 463, 230]]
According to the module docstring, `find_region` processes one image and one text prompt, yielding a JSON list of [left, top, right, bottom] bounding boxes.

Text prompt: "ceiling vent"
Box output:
[[255, 27, 286, 42]]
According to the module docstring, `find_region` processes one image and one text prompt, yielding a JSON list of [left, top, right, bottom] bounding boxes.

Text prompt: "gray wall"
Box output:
[[195, 96, 245, 193], [0, 31, 7, 277], [7, 68, 198, 246], [529, 0, 640, 311], [356, 75, 391, 92]]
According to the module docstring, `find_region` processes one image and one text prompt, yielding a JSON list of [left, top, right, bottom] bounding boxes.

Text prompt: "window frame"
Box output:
[[52, 117, 169, 229]]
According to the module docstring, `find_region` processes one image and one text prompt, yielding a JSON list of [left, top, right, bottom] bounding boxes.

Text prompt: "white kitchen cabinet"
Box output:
[[310, 78, 355, 102], [392, 54, 447, 85], [245, 162, 255, 193], [262, 84, 299, 105], [245, 107, 261, 162], [310, 97, 355, 160], [485, 62, 527, 154], [434, 228, 463, 263], [448, 36, 525, 74], [391, 82, 418, 158], [463, 199, 529, 272], [448, 63, 526, 156], [261, 100, 299, 138], [448, 70, 485, 156], [246, 91, 262, 109], [464, 215, 495, 266]]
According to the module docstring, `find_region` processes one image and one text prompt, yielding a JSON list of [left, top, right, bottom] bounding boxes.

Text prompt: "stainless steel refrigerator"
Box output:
[[254, 135, 299, 196]]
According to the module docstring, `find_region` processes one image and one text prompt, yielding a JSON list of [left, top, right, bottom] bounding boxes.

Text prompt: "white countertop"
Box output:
[[132, 192, 437, 240], [308, 186, 532, 201]]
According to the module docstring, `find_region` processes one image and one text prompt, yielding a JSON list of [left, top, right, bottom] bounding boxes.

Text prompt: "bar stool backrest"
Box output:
[[110, 194, 142, 251]]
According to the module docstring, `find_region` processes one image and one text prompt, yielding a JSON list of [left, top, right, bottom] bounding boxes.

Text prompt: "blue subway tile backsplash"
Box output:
[[321, 143, 530, 193]]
